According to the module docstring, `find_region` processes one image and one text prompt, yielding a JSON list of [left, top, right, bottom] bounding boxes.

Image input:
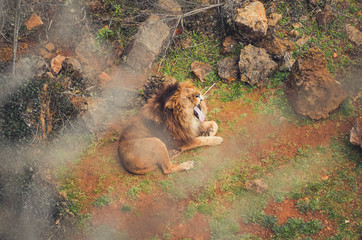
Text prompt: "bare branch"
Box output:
[[12, 0, 22, 77]]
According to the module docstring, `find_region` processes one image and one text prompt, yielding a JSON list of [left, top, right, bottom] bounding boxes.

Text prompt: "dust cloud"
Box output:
[[0, 1, 136, 239]]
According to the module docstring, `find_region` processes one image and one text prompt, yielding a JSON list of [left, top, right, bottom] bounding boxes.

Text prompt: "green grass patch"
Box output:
[[210, 215, 240, 240], [93, 195, 112, 208], [158, 31, 221, 86], [272, 218, 323, 239]]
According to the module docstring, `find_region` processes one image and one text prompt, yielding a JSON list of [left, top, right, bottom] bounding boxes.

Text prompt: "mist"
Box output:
[[0, 1, 139, 239]]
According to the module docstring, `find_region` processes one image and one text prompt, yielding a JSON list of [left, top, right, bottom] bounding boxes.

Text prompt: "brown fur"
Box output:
[[118, 81, 223, 174]]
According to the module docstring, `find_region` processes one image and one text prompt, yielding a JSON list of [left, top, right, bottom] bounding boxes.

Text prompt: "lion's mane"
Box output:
[[140, 81, 206, 144]]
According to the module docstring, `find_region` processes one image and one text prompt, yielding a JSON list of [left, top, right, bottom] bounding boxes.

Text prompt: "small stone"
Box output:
[[292, 22, 302, 29], [289, 29, 300, 38], [98, 72, 112, 87], [39, 48, 55, 59], [221, 36, 237, 54], [268, 13, 282, 27], [45, 42, 55, 52], [316, 5, 336, 26], [25, 14, 43, 30], [296, 36, 311, 47], [217, 56, 239, 82], [345, 24, 362, 46], [350, 116, 362, 148], [245, 179, 268, 193], [191, 61, 213, 82], [50, 55, 66, 75]]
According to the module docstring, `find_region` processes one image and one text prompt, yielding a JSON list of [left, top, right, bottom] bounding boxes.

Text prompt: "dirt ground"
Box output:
[[67, 88, 356, 239]]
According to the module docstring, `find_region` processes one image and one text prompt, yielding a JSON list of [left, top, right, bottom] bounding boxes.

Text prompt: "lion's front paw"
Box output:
[[181, 161, 194, 171], [201, 127, 214, 136], [211, 136, 223, 146]]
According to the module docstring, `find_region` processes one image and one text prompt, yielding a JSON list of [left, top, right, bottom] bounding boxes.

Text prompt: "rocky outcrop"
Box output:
[[350, 116, 362, 148], [191, 61, 213, 82], [218, 56, 239, 82], [239, 44, 277, 86], [286, 47, 347, 120], [223, 0, 268, 40]]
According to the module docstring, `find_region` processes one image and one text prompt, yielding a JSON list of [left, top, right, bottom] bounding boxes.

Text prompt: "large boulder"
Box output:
[[285, 47, 347, 120], [350, 116, 362, 148], [239, 44, 277, 86], [223, 0, 268, 40]]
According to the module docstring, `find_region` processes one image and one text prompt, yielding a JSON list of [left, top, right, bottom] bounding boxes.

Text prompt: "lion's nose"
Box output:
[[196, 93, 203, 101]]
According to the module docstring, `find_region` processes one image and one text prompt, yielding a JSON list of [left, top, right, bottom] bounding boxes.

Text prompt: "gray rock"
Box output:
[[125, 15, 172, 74], [239, 44, 277, 86]]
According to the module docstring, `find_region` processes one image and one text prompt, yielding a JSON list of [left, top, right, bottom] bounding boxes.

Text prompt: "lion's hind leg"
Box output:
[[119, 138, 193, 174]]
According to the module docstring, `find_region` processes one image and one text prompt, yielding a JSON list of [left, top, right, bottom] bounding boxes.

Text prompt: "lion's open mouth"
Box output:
[[194, 104, 205, 122]]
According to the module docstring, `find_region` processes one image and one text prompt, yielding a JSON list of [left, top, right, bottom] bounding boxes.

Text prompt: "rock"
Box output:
[[296, 36, 311, 47], [350, 116, 362, 148], [289, 30, 300, 38], [157, 0, 181, 15], [345, 24, 362, 46], [25, 14, 43, 30], [50, 55, 66, 75], [224, 0, 268, 40], [98, 72, 112, 87], [218, 56, 239, 82], [292, 22, 302, 29], [258, 34, 296, 60], [221, 36, 238, 54], [245, 178, 268, 193], [45, 43, 55, 52], [39, 48, 55, 59], [285, 47, 347, 120], [268, 13, 282, 27], [191, 61, 213, 82], [125, 15, 172, 74], [316, 5, 336, 26], [239, 44, 277, 86], [179, 35, 193, 49], [308, 0, 320, 7]]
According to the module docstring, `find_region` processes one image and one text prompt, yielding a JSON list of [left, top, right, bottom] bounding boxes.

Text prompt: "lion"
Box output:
[[118, 81, 223, 174]]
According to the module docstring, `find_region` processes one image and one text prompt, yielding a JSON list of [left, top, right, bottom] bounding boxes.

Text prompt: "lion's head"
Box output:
[[141, 81, 207, 143]]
